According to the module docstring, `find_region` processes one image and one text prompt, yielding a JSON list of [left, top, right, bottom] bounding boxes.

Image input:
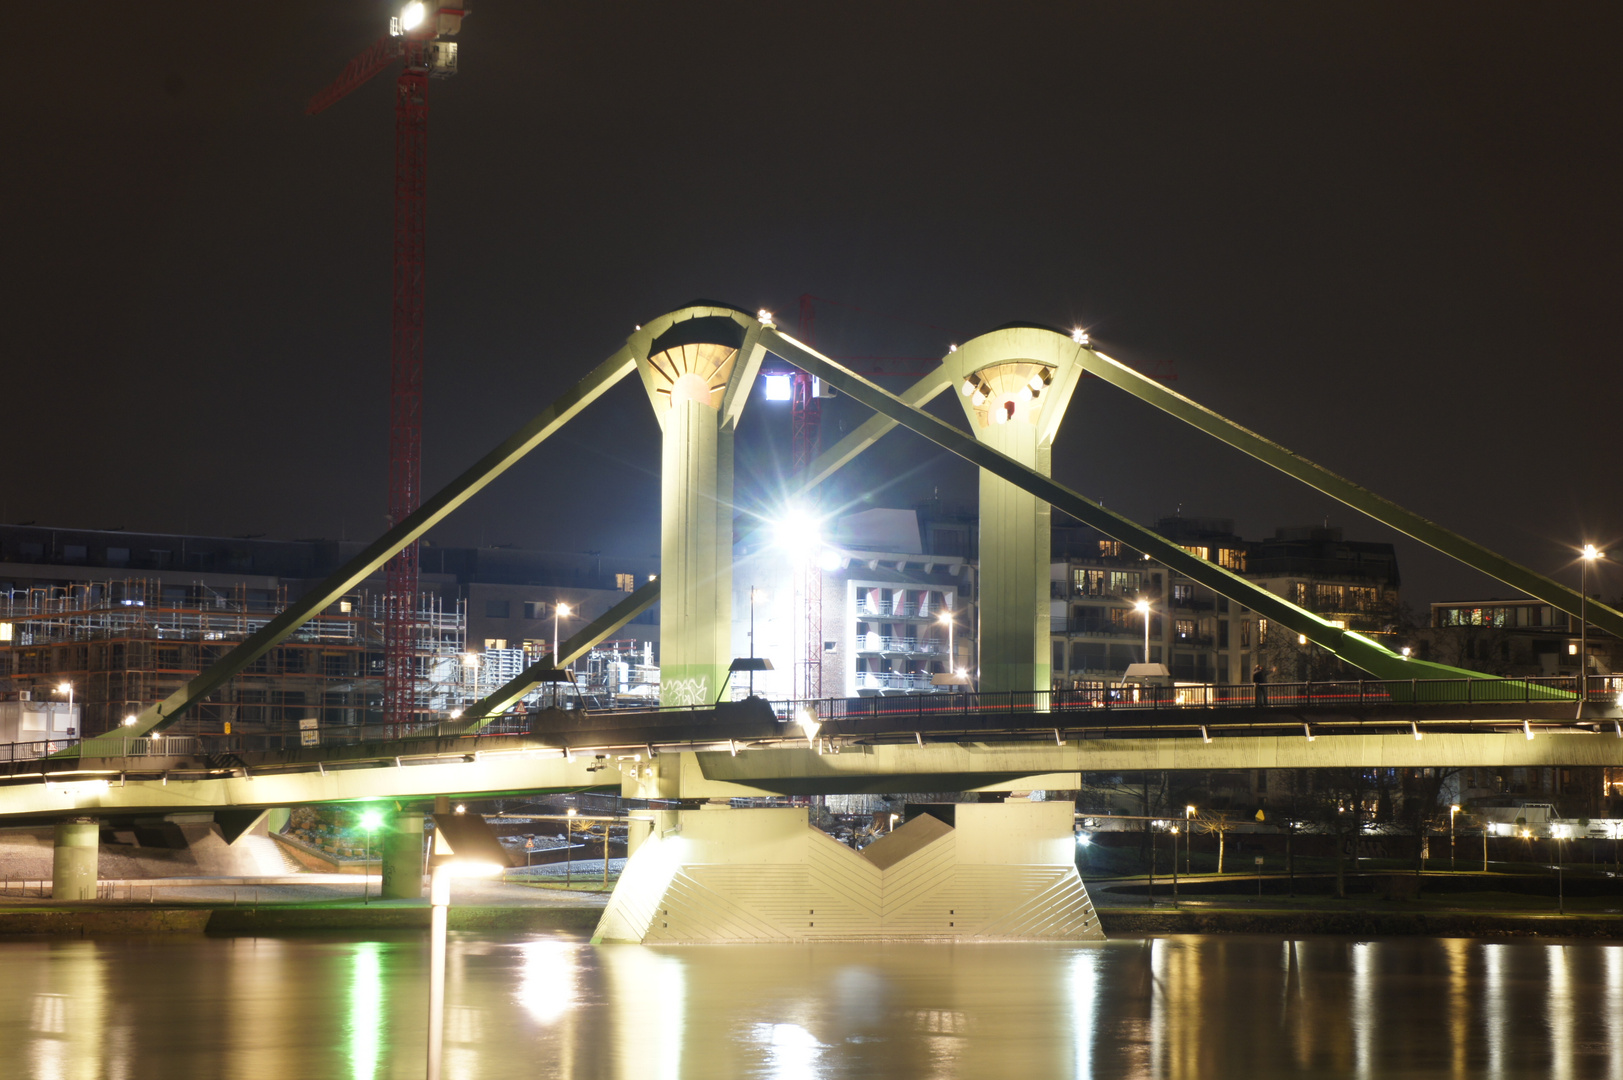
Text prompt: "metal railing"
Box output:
[[8, 675, 1616, 766], [853, 634, 943, 655]]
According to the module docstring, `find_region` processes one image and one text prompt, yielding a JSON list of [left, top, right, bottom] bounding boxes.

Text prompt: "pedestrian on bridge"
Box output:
[[1252, 665, 1267, 707]]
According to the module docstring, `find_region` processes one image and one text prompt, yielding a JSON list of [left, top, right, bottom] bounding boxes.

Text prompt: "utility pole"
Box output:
[[308, 4, 469, 728]]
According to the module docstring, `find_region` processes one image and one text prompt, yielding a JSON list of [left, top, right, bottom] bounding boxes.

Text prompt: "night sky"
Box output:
[[10, 3, 1622, 608]]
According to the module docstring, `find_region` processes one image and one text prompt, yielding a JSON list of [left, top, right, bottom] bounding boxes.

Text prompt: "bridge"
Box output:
[[7, 677, 1621, 819], [13, 303, 1623, 923]]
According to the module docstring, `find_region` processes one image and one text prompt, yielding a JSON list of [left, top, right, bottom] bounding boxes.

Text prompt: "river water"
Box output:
[[3, 931, 1621, 1079]]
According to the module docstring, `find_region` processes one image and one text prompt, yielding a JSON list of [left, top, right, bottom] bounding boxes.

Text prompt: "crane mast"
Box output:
[[309, 4, 467, 729]]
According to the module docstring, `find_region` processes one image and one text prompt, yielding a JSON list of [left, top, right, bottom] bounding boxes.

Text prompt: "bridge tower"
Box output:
[[951, 326, 1086, 695], [633, 306, 766, 706]]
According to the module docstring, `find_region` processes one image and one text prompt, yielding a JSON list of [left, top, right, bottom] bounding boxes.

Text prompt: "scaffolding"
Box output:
[[0, 578, 468, 737]]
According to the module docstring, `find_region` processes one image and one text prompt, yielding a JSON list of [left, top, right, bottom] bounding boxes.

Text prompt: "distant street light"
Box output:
[[55, 681, 74, 739], [553, 602, 572, 706], [1579, 544, 1604, 713], [426, 857, 505, 1080], [1133, 598, 1151, 665], [1450, 804, 1460, 869], [359, 808, 383, 904]]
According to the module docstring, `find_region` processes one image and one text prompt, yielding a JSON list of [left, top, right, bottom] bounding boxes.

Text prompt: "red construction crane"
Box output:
[[308, 3, 468, 728]]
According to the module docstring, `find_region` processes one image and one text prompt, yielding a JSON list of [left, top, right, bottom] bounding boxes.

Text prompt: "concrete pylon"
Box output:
[[632, 305, 767, 707], [380, 810, 425, 899], [52, 817, 99, 901], [949, 326, 1085, 695]]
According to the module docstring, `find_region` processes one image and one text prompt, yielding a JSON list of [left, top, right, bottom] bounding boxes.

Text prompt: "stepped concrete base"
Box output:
[[593, 801, 1102, 944]]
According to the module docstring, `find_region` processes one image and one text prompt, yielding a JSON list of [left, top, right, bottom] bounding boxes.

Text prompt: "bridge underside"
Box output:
[[5, 703, 1623, 822]]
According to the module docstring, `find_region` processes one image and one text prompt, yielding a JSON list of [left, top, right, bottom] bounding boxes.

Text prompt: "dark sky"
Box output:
[[9, 2, 1622, 608]]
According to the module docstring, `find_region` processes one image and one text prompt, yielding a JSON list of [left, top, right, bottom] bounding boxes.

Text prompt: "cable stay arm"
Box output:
[[1074, 346, 1623, 642], [72, 348, 638, 756], [446, 581, 663, 735]]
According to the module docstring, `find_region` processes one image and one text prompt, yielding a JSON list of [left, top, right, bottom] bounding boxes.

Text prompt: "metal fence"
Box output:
[[7, 675, 1617, 764]]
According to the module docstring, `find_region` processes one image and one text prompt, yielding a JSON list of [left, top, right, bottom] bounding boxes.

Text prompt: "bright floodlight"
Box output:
[[1076, 832, 1092, 847], [57, 682, 72, 694], [757, 308, 774, 325], [1133, 599, 1150, 615], [400, 2, 427, 30], [772, 504, 822, 560], [360, 809, 384, 830], [122, 715, 137, 726], [1071, 328, 1089, 345], [938, 611, 953, 625], [1583, 543, 1602, 561], [762, 373, 792, 401]]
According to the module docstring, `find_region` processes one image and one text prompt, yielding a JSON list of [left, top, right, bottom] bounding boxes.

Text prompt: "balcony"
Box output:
[[855, 633, 943, 656], [854, 671, 937, 694], [1057, 619, 1138, 637], [855, 601, 940, 620]]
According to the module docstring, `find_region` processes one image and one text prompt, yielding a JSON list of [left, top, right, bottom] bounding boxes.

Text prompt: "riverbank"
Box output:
[[5, 898, 1622, 940], [1096, 906, 1623, 938]]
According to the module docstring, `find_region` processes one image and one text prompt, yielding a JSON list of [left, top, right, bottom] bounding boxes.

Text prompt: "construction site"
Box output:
[[0, 575, 660, 743]]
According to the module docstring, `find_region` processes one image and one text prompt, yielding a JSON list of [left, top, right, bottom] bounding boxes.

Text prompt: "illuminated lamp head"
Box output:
[[646, 314, 747, 415]]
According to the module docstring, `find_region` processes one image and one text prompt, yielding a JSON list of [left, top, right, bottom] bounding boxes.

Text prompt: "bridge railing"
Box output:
[[11, 674, 1617, 766]]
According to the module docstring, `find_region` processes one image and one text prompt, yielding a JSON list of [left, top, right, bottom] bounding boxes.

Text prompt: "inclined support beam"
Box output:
[[1076, 346, 1623, 640], [762, 329, 1518, 687], [803, 366, 957, 491], [74, 349, 638, 755], [446, 580, 661, 733]]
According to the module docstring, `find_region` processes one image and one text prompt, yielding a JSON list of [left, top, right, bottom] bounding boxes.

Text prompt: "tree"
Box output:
[[1297, 768, 1376, 899]]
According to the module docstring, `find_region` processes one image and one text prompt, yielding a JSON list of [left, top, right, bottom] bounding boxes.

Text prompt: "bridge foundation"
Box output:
[[380, 810, 425, 899], [52, 817, 98, 901], [593, 800, 1101, 944]]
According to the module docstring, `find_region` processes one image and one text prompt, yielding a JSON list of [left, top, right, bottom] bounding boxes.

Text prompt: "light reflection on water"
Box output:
[[1, 934, 1622, 1078]]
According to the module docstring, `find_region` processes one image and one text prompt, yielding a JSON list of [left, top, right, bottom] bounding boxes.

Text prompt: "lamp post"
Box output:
[[553, 603, 571, 706], [56, 681, 73, 738], [1186, 805, 1196, 874], [565, 807, 577, 890], [426, 858, 505, 1080], [1449, 804, 1460, 870], [938, 609, 955, 681], [1170, 825, 1179, 902], [1579, 545, 1603, 710], [1133, 599, 1151, 664], [359, 808, 382, 904]]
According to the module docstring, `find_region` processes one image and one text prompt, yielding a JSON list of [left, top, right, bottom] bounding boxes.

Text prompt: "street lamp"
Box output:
[[359, 808, 383, 904], [426, 858, 505, 1080], [1170, 824, 1179, 902], [553, 603, 572, 705], [1579, 544, 1604, 710], [938, 609, 955, 675], [1133, 599, 1151, 664], [1449, 804, 1460, 869], [1186, 805, 1196, 874], [56, 681, 73, 736]]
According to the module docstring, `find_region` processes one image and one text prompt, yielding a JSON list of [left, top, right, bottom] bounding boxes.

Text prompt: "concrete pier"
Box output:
[[594, 800, 1101, 944], [380, 810, 425, 899], [52, 817, 99, 901]]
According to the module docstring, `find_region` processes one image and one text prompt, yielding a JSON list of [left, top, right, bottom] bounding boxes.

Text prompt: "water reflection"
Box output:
[[3, 934, 1623, 1077]]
